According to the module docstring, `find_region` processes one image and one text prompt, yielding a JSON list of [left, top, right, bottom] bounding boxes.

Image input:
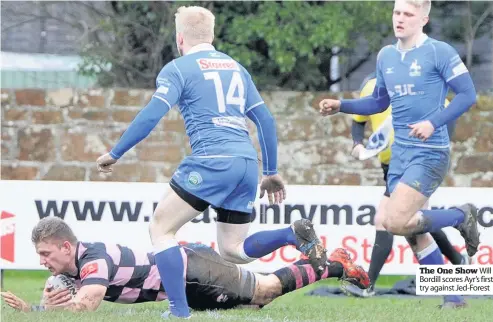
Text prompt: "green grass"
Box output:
[[1, 270, 491, 322]]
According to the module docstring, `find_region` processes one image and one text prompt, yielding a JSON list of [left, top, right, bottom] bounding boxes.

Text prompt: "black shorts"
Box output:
[[183, 243, 256, 311], [381, 163, 390, 197]]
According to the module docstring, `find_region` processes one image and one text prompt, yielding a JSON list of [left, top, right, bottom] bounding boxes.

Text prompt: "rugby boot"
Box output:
[[455, 203, 480, 257], [329, 248, 370, 290], [291, 219, 327, 275]]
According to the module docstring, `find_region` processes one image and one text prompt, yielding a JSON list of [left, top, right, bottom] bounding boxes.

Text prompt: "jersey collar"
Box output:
[[396, 33, 428, 52], [186, 43, 216, 55]]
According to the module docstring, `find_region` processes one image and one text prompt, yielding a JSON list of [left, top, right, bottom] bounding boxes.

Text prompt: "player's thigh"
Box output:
[[386, 182, 428, 231], [183, 244, 256, 310], [215, 159, 257, 257], [400, 146, 450, 198], [386, 143, 405, 197], [220, 158, 259, 214], [171, 156, 246, 209], [150, 184, 203, 238], [384, 144, 422, 221], [385, 146, 447, 225]]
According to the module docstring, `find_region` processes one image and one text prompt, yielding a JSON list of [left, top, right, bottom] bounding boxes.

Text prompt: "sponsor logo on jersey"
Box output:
[[197, 58, 239, 71], [80, 262, 99, 279], [212, 116, 248, 131]]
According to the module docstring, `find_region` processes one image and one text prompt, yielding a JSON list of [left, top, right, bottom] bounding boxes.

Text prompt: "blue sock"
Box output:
[[154, 243, 190, 318], [420, 208, 465, 233], [243, 227, 297, 258], [417, 242, 464, 304]]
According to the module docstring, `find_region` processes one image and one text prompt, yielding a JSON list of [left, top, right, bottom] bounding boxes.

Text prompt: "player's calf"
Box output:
[[260, 257, 347, 305], [149, 188, 204, 319]]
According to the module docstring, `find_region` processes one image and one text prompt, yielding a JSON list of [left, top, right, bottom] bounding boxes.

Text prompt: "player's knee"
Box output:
[[383, 216, 406, 235], [148, 215, 175, 242], [218, 243, 254, 264], [374, 211, 386, 229]]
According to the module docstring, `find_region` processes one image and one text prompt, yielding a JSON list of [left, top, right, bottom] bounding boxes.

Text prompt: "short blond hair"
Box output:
[[404, 0, 431, 16], [31, 217, 78, 246], [175, 6, 215, 46]]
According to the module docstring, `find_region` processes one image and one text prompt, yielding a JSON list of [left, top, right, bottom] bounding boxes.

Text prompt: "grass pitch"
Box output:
[[1, 270, 491, 322]]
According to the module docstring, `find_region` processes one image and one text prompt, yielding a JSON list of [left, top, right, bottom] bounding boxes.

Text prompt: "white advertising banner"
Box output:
[[1, 180, 492, 275]]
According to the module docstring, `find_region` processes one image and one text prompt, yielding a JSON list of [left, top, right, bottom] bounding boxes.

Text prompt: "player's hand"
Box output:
[[408, 121, 435, 141], [1, 291, 30, 312], [319, 99, 341, 116], [351, 143, 364, 159], [259, 174, 286, 205], [96, 153, 117, 173], [42, 285, 72, 306]]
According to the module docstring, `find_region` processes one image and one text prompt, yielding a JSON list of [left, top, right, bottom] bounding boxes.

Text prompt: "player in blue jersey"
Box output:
[[344, 72, 470, 298], [319, 0, 479, 308], [96, 6, 327, 319]]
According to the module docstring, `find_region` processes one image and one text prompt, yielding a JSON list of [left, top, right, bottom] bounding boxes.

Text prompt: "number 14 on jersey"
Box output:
[[204, 71, 246, 113]]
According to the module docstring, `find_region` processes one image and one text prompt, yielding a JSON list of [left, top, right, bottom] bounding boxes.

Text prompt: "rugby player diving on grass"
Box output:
[[1, 218, 369, 314], [319, 0, 480, 308], [96, 5, 327, 319]]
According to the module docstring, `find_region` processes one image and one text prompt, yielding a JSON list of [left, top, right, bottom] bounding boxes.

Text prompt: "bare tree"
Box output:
[[464, 1, 493, 69]]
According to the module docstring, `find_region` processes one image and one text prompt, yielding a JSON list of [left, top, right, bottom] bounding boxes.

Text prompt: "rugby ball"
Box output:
[[47, 275, 78, 298]]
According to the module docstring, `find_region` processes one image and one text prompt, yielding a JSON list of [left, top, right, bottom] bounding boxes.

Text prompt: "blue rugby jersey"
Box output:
[[375, 34, 470, 148], [152, 44, 263, 160]]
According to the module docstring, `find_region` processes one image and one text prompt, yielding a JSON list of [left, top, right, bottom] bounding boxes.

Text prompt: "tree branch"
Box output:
[[471, 4, 493, 37]]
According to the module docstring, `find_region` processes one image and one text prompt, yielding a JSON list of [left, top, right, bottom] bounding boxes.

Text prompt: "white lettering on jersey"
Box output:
[[197, 58, 240, 71], [394, 84, 425, 96]]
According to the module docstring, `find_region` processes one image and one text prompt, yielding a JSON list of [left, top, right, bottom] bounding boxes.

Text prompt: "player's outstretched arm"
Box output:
[[96, 96, 171, 173], [31, 284, 107, 312], [97, 62, 182, 173], [1, 284, 105, 313], [1, 291, 31, 312], [319, 86, 390, 116], [109, 97, 172, 160]]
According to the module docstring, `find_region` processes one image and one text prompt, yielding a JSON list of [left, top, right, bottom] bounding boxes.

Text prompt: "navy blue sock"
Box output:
[[154, 244, 190, 318], [419, 208, 465, 233], [417, 242, 464, 304], [243, 227, 297, 258]]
